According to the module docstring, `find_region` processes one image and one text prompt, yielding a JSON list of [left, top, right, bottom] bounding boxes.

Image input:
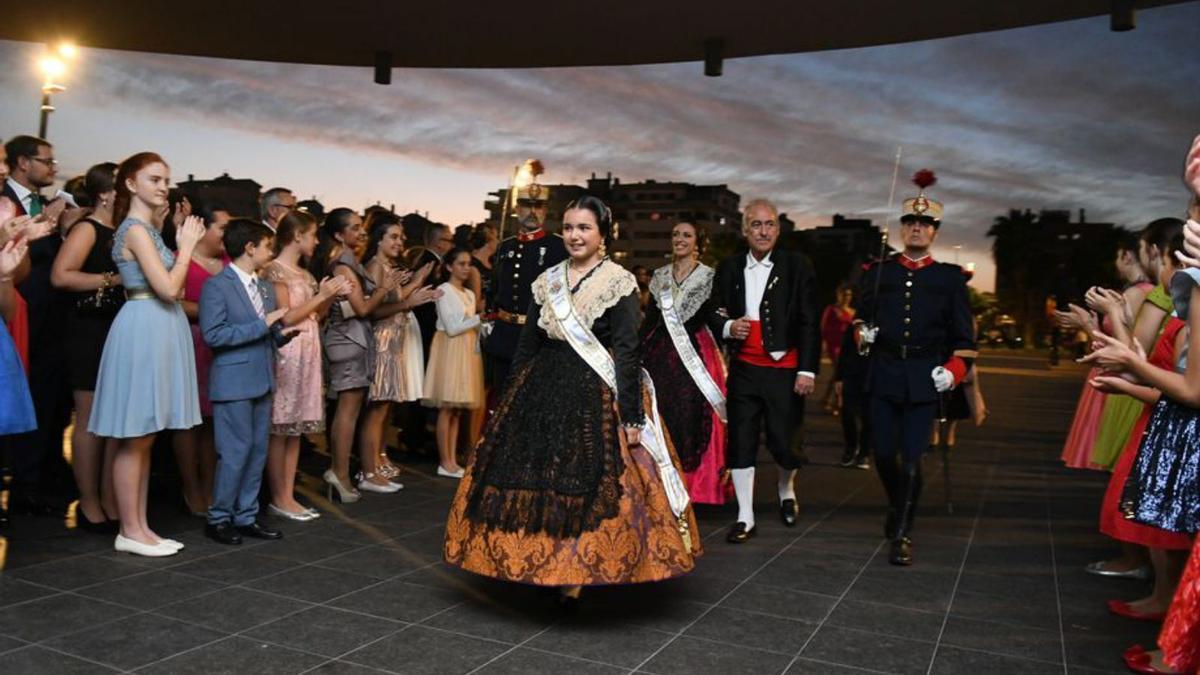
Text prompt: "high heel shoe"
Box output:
[[323, 470, 361, 503], [1123, 646, 1183, 674], [357, 472, 403, 494]]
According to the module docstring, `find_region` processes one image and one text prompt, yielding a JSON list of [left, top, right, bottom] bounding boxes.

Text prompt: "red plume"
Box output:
[[912, 169, 937, 190]]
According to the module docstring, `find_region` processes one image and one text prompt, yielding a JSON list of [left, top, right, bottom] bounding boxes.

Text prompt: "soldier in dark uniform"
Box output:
[[483, 180, 568, 396], [856, 170, 976, 566]]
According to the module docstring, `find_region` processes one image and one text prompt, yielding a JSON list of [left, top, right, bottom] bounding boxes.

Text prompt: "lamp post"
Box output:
[[37, 43, 76, 139]]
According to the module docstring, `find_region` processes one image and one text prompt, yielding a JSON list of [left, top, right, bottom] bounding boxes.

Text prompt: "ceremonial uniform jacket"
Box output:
[[706, 248, 820, 374], [483, 229, 568, 360], [856, 254, 976, 404]]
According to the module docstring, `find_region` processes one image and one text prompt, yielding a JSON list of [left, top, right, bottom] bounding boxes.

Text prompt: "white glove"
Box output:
[[859, 325, 878, 345], [931, 366, 954, 393]]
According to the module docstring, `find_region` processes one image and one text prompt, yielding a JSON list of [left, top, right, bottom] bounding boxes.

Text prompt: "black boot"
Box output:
[[874, 454, 901, 539], [889, 462, 922, 566]]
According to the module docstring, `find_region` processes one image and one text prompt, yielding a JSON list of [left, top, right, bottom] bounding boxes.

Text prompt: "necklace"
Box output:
[[193, 252, 223, 273], [672, 259, 699, 285], [568, 257, 606, 293]]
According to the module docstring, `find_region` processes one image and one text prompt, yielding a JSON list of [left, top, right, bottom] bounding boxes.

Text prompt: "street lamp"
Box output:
[[37, 43, 77, 139]]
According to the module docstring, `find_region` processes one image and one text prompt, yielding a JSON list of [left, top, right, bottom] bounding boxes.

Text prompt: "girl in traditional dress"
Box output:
[[445, 196, 701, 605], [639, 221, 727, 504]]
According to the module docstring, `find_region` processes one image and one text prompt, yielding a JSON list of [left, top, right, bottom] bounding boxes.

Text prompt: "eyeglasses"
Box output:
[[30, 156, 58, 167]]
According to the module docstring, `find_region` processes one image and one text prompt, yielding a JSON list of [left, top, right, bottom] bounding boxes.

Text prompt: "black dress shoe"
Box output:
[[779, 499, 798, 527], [206, 521, 243, 545], [726, 522, 756, 544], [237, 521, 283, 540], [889, 537, 913, 566], [839, 449, 856, 467]]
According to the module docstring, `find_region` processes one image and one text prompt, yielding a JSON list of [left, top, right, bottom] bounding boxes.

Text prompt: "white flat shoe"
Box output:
[[436, 466, 465, 479], [268, 503, 316, 522], [304, 507, 321, 519], [158, 538, 185, 550], [115, 534, 178, 558]]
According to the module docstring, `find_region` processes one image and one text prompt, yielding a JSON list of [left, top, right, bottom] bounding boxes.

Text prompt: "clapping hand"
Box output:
[[40, 198, 67, 231], [1054, 303, 1098, 333], [1175, 136, 1200, 267], [1078, 329, 1146, 373], [1090, 372, 1144, 394], [0, 234, 29, 278], [1084, 286, 1126, 317], [318, 275, 351, 299], [175, 215, 205, 252], [408, 285, 442, 307], [412, 261, 434, 287], [172, 196, 192, 231]]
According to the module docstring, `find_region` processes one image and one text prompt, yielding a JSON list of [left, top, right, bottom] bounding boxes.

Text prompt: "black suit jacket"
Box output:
[[4, 181, 68, 351], [706, 248, 819, 374], [411, 248, 447, 359]]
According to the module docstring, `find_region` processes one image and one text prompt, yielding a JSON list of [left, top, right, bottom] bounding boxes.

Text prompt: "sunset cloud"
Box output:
[[0, 2, 1196, 291]]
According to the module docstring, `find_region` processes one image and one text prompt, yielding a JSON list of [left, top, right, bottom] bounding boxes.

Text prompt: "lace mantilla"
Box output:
[[649, 263, 714, 323], [532, 260, 637, 341]]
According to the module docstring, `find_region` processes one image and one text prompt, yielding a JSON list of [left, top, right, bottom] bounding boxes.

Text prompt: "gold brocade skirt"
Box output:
[[444, 387, 703, 586]]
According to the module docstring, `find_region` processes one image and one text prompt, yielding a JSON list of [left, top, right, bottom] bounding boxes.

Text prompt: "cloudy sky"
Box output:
[[1, 2, 1197, 291]]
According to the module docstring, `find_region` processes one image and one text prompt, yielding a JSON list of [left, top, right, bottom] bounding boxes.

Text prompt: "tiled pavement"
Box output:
[[0, 352, 1161, 673]]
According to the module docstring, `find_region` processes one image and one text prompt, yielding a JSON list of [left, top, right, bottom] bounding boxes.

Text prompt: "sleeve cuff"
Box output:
[[943, 356, 967, 385], [796, 371, 815, 379], [722, 320, 733, 339]]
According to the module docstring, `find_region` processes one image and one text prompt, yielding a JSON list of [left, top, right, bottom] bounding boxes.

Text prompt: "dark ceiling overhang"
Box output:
[[2, 0, 1191, 69]]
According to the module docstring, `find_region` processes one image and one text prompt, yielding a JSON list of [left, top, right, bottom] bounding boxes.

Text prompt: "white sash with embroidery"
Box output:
[[546, 266, 692, 522], [657, 286, 727, 423]]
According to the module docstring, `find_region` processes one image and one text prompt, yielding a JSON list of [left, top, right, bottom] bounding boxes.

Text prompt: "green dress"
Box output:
[[1088, 284, 1172, 470]]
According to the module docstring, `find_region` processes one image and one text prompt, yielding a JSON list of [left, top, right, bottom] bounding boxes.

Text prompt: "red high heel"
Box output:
[[1107, 600, 1167, 622]]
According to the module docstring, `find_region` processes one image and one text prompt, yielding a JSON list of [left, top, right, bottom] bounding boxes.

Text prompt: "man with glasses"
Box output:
[[483, 182, 566, 395], [259, 187, 296, 232], [3, 135, 73, 518], [707, 198, 819, 544], [855, 170, 975, 566]]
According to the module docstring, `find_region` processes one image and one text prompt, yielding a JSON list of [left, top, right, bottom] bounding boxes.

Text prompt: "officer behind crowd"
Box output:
[[856, 170, 976, 566], [483, 181, 568, 396]]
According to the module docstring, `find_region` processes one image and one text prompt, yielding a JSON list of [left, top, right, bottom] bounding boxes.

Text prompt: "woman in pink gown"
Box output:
[[819, 286, 855, 413]]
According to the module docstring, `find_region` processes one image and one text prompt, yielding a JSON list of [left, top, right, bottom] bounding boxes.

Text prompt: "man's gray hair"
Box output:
[[742, 198, 779, 229], [260, 187, 293, 220]]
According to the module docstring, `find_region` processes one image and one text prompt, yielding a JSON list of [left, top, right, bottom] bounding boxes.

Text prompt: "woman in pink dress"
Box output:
[[263, 211, 349, 520], [175, 200, 228, 516], [1057, 234, 1151, 469], [819, 286, 855, 414]]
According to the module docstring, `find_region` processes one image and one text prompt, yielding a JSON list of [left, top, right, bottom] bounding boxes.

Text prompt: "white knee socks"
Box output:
[[778, 468, 797, 503], [731, 467, 756, 528]]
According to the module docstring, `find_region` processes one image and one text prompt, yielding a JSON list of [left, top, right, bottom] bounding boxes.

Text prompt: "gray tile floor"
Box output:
[[0, 352, 1157, 673]]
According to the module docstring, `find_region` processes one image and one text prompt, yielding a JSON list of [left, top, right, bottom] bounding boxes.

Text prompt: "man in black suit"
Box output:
[[855, 171, 975, 565], [411, 222, 453, 362], [3, 135, 73, 516], [707, 198, 818, 544]]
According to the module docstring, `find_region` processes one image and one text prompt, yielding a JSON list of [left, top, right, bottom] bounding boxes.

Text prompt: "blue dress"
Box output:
[[1123, 268, 1200, 533], [0, 317, 36, 434], [88, 219, 201, 438]]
